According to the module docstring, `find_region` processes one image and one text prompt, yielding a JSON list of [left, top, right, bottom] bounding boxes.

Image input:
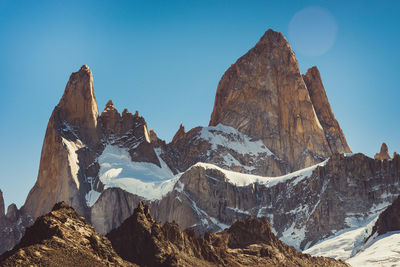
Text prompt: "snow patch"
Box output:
[[305, 215, 379, 261], [193, 159, 327, 188], [98, 144, 179, 200], [62, 137, 84, 189], [347, 231, 400, 267], [198, 124, 274, 156]]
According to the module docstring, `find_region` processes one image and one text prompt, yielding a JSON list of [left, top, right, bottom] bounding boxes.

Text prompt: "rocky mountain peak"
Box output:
[[374, 142, 391, 160], [104, 99, 117, 111], [209, 29, 335, 172], [5, 204, 18, 222], [256, 28, 287, 47], [172, 123, 186, 143], [0, 190, 4, 218], [57, 64, 99, 131], [303, 66, 351, 154]]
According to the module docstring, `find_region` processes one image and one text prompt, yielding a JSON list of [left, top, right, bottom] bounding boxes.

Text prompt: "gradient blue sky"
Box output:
[[1, 0, 399, 208]]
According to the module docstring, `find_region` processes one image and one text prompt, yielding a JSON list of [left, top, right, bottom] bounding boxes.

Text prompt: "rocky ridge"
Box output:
[[106, 201, 349, 267], [91, 151, 400, 252], [0, 202, 136, 267]]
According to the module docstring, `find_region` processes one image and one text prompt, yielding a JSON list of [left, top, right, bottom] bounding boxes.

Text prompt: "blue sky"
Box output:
[[0, 0, 399, 208]]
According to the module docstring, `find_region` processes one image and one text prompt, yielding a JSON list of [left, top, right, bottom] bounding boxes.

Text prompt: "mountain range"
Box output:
[[0, 29, 399, 266]]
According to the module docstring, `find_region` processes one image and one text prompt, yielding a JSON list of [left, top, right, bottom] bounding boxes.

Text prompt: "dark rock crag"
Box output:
[[107, 202, 349, 267], [0, 202, 136, 267]]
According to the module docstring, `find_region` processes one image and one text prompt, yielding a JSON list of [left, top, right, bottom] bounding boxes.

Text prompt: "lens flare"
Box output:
[[289, 6, 338, 56]]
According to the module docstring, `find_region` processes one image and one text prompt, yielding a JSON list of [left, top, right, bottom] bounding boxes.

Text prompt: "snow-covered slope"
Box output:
[[87, 144, 179, 205], [304, 216, 379, 260], [347, 231, 400, 267]]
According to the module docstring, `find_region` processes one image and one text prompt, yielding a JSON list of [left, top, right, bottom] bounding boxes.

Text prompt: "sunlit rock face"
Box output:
[[209, 29, 350, 173], [303, 66, 351, 154]]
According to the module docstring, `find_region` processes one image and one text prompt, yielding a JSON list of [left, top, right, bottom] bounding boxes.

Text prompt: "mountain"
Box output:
[[0, 202, 136, 267], [209, 29, 350, 173], [106, 201, 348, 266], [0, 28, 397, 267], [0, 189, 34, 254]]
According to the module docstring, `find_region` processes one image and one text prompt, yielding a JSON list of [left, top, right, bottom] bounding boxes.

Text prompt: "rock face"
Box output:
[[374, 142, 391, 160], [0, 190, 4, 218], [369, 194, 400, 238], [209, 29, 349, 172], [163, 124, 287, 177], [0, 202, 136, 267], [22, 65, 99, 220], [107, 202, 349, 267], [303, 66, 351, 154]]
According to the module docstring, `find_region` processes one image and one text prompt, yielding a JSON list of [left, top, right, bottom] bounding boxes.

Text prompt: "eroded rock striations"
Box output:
[[0, 202, 136, 267], [107, 202, 349, 267]]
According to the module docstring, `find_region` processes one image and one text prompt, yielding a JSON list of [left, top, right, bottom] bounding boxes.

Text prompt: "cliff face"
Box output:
[[303, 66, 351, 154], [209, 30, 341, 172], [22, 65, 98, 219], [106, 202, 349, 267], [0, 202, 136, 267]]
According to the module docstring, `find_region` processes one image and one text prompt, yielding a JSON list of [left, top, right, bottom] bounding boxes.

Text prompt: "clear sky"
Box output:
[[0, 0, 399, 208]]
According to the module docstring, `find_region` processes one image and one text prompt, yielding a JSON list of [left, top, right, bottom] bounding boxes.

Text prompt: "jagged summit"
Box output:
[[58, 64, 98, 131], [374, 142, 391, 160], [209, 29, 346, 172], [256, 28, 288, 46], [171, 123, 186, 143], [0, 190, 4, 218], [303, 66, 351, 154]]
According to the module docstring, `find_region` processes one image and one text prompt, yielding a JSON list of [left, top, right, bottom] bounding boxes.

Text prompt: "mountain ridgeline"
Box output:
[[0, 29, 398, 266]]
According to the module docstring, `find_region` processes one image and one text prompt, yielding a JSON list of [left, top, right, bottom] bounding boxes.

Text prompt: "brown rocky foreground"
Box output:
[[0, 202, 349, 267], [107, 202, 349, 267], [0, 202, 136, 267]]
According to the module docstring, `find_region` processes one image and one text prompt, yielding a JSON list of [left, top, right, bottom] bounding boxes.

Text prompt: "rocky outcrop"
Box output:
[[107, 202, 349, 267], [21, 65, 97, 220], [163, 125, 287, 176], [303, 66, 351, 154], [209, 29, 345, 172], [171, 123, 186, 143], [99, 103, 160, 165], [374, 142, 391, 160], [0, 190, 34, 254], [0, 190, 4, 218], [369, 194, 400, 238], [0, 202, 136, 267]]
